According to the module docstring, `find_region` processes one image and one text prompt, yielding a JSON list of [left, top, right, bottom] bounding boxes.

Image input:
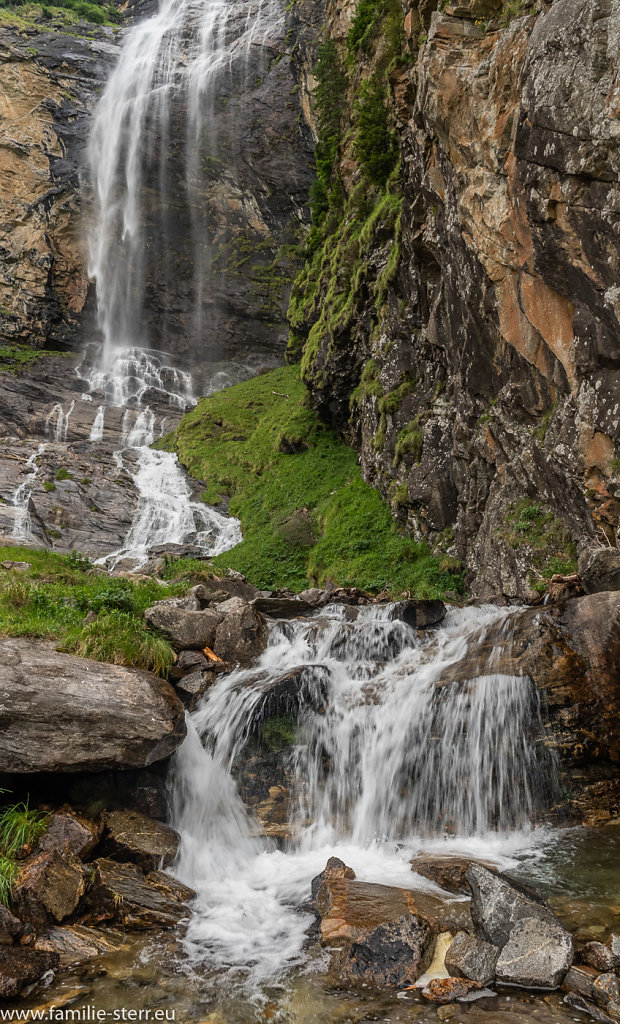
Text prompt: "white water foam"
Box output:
[[11, 443, 46, 542]]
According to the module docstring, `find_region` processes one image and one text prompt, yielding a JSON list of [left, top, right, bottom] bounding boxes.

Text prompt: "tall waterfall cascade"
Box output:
[[170, 603, 558, 983]]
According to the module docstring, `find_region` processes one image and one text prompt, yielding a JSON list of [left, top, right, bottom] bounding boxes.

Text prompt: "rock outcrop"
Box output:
[[0, 638, 186, 772]]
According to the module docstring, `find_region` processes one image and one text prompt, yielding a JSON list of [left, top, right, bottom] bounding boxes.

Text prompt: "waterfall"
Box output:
[[99, 447, 242, 568], [11, 444, 46, 542], [89, 405, 105, 441], [86, 0, 283, 361], [45, 401, 75, 441], [169, 603, 558, 982]]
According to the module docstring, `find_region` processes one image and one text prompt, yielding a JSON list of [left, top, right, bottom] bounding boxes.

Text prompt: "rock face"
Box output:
[[0, 639, 186, 772], [295, 0, 620, 600]]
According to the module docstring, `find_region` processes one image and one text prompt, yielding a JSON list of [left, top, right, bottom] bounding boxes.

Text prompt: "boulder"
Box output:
[[311, 856, 355, 905], [83, 859, 194, 930], [251, 596, 314, 619], [144, 605, 223, 650], [411, 856, 493, 894], [594, 974, 620, 1009], [37, 811, 101, 860], [298, 588, 328, 607], [34, 924, 128, 968], [101, 809, 179, 871], [565, 992, 620, 1024], [444, 930, 499, 985], [176, 649, 210, 673], [13, 851, 85, 930], [191, 578, 260, 605], [213, 599, 267, 666], [331, 913, 435, 988], [0, 946, 59, 999], [495, 916, 573, 988], [421, 977, 484, 1003], [0, 639, 186, 773], [562, 964, 599, 998], [0, 907, 22, 946], [579, 548, 620, 594], [174, 670, 216, 710], [582, 941, 620, 972], [389, 600, 446, 629], [466, 864, 560, 947], [246, 664, 330, 727]]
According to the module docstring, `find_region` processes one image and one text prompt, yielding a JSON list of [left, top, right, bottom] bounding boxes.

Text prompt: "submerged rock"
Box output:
[[421, 977, 484, 1003], [444, 930, 499, 985], [34, 924, 129, 968], [389, 600, 446, 629], [495, 916, 573, 988], [101, 810, 179, 872], [0, 639, 186, 773]]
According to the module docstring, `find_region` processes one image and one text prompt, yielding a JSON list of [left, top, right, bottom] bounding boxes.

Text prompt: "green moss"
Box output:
[[43, 481, 56, 492], [0, 547, 188, 675], [355, 74, 399, 186], [0, 344, 76, 375], [261, 715, 298, 751], [501, 500, 578, 591], [0, 0, 121, 28], [55, 467, 71, 481], [161, 365, 462, 598], [393, 416, 423, 467], [533, 401, 557, 443]]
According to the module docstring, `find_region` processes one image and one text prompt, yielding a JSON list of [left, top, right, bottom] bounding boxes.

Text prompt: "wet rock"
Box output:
[[213, 599, 267, 667], [174, 670, 217, 710], [421, 977, 483, 1003], [13, 851, 85, 930], [594, 974, 620, 1009], [565, 992, 620, 1024], [444, 931, 499, 985], [0, 946, 59, 999], [579, 549, 620, 595], [247, 664, 329, 727], [251, 596, 314, 619], [495, 916, 573, 988], [411, 856, 493, 894], [0, 639, 186, 772], [311, 857, 356, 905], [144, 871, 196, 904], [101, 810, 179, 871], [83, 859, 192, 930], [562, 964, 599, 998], [330, 912, 435, 988], [37, 811, 101, 860], [33, 924, 128, 968], [389, 600, 446, 629], [298, 588, 328, 607], [466, 864, 560, 947], [176, 649, 210, 673], [0, 907, 22, 946], [144, 605, 223, 650], [582, 941, 620, 973]]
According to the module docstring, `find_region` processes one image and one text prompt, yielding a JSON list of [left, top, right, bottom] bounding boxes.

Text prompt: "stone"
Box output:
[[330, 913, 435, 988], [213, 599, 267, 667], [0, 906, 22, 945], [582, 941, 620, 973], [579, 549, 620, 595], [83, 859, 193, 930], [101, 810, 179, 871], [13, 851, 85, 930], [466, 864, 560, 947], [297, 588, 327, 606], [311, 857, 356, 905], [246, 664, 329, 728], [174, 670, 217, 710], [565, 993, 620, 1024], [37, 811, 101, 860], [177, 649, 210, 672], [444, 931, 499, 985], [0, 561, 30, 571], [0, 638, 186, 773], [421, 977, 483, 1003], [594, 974, 620, 1009], [562, 964, 599, 998], [411, 856, 493, 894], [191, 578, 260, 605], [495, 916, 573, 988], [34, 925, 128, 968], [0, 946, 59, 999], [389, 600, 446, 628], [144, 871, 196, 904], [251, 596, 314, 619], [144, 605, 223, 650]]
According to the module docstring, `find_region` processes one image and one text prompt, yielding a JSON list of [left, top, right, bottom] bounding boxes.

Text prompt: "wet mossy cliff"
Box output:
[[290, 0, 620, 600]]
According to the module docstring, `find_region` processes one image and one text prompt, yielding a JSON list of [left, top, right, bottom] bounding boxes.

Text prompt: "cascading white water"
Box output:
[[11, 443, 46, 542], [46, 401, 75, 441], [89, 405, 106, 441], [86, 0, 283, 360], [170, 603, 557, 983], [100, 446, 242, 568]]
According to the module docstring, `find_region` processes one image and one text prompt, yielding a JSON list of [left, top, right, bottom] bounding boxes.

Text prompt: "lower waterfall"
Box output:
[[169, 602, 558, 985]]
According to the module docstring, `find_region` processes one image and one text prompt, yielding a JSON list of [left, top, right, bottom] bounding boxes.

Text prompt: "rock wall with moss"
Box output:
[[290, 0, 620, 600]]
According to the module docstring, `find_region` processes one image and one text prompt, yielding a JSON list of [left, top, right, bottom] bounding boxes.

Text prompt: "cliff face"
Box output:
[[294, 0, 620, 599]]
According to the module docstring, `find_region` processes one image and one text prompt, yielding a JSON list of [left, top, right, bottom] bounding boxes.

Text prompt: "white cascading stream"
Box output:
[[169, 604, 558, 983], [11, 443, 47, 542]]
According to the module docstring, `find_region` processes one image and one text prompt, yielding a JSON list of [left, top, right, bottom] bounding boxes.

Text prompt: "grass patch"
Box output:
[[161, 366, 463, 598], [501, 501, 578, 592], [0, 344, 77, 375], [0, 800, 49, 904], [0, 547, 188, 675]]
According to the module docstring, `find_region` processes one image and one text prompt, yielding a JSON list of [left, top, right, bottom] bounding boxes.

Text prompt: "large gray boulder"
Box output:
[[214, 598, 267, 667], [466, 864, 560, 947], [495, 916, 573, 988], [444, 930, 499, 985], [144, 605, 223, 650], [0, 639, 186, 772]]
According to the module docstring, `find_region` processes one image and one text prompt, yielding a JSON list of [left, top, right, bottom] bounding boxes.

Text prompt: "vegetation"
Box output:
[[0, 0, 121, 25], [0, 800, 49, 904], [160, 365, 463, 597], [0, 344, 76, 375], [261, 715, 298, 752], [502, 501, 578, 592], [0, 548, 187, 675]]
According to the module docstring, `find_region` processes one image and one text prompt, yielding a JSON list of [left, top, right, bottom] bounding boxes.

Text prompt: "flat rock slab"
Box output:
[[0, 639, 186, 772], [34, 924, 129, 968], [0, 946, 59, 999], [84, 859, 194, 930], [411, 855, 495, 894], [101, 809, 179, 871], [495, 916, 573, 988]]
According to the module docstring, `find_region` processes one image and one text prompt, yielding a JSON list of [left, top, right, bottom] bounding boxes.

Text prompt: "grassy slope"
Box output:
[[162, 365, 463, 598], [0, 548, 186, 675]]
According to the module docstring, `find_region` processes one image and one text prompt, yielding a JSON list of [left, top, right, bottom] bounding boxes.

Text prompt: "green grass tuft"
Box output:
[[0, 801, 48, 859], [0, 857, 19, 907], [160, 366, 463, 598]]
